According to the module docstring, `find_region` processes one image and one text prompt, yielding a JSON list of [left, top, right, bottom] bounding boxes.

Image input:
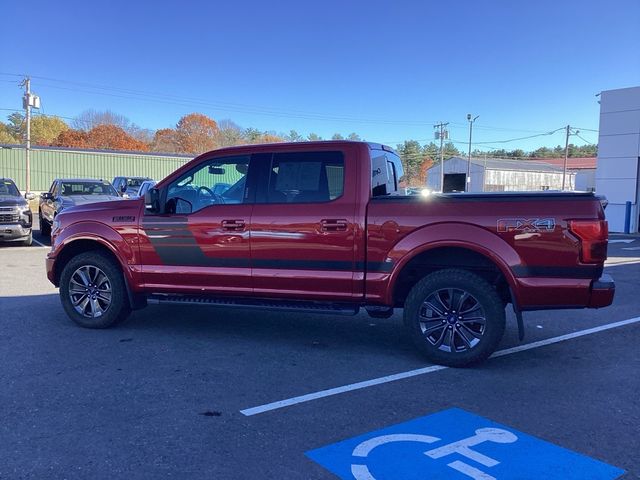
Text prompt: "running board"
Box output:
[[147, 294, 360, 316]]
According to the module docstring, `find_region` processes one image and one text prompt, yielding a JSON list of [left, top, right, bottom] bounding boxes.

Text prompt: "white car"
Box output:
[[136, 180, 157, 198]]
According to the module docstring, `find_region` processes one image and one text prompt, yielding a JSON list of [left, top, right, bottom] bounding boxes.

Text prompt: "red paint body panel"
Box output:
[[45, 141, 614, 314]]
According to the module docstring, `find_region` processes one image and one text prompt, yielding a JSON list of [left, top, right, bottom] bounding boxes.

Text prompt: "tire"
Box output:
[[403, 269, 505, 367], [22, 231, 32, 246], [59, 251, 131, 328], [39, 210, 51, 237]]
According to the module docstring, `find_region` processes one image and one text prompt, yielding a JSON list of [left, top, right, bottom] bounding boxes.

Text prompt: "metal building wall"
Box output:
[[484, 169, 574, 191], [0, 145, 192, 191]]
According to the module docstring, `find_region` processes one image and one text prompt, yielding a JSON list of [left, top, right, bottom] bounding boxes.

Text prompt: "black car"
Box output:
[[0, 178, 34, 246], [39, 179, 120, 237]]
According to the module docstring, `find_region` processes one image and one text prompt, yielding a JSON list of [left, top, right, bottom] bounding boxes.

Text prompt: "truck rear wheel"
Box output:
[[59, 251, 131, 328], [403, 269, 505, 367]]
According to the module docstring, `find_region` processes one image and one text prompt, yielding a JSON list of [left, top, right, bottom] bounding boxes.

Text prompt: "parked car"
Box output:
[[39, 179, 120, 237], [112, 176, 152, 198], [45, 141, 614, 366], [135, 180, 156, 198], [0, 178, 34, 246]]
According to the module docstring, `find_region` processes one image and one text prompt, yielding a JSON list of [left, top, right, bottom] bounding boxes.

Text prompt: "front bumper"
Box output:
[[0, 223, 31, 241], [588, 273, 615, 308], [46, 253, 56, 285]]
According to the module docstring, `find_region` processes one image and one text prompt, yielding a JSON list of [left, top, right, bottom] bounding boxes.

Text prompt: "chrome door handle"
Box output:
[[320, 219, 348, 232], [222, 219, 246, 231]]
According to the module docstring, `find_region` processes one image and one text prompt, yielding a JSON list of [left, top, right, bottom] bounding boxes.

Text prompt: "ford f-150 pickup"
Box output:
[[45, 141, 614, 366]]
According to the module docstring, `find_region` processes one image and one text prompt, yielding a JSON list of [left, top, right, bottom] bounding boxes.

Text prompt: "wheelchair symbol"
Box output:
[[350, 427, 518, 480]]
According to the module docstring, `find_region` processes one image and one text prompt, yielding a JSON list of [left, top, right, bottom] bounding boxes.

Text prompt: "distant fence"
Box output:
[[0, 144, 193, 191]]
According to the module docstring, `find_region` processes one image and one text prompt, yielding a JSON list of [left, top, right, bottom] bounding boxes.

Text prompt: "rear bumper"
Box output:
[[588, 274, 615, 308], [516, 273, 615, 310]]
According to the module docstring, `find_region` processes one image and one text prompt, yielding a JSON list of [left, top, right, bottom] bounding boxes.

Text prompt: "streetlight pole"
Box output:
[[466, 114, 479, 192]]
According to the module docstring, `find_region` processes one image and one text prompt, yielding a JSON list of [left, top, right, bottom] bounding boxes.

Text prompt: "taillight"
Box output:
[[569, 220, 608, 263]]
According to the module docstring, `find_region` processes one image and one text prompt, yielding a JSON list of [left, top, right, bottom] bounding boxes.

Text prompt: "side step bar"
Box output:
[[147, 294, 360, 316]]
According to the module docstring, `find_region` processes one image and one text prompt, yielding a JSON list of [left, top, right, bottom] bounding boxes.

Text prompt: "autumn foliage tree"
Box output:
[[53, 125, 149, 151], [151, 128, 181, 153], [52, 129, 90, 148], [85, 124, 149, 151], [176, 113, 219, 154]]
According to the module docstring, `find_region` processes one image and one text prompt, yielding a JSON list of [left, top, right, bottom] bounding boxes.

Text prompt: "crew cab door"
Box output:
[[139, 155, 255, 295], [250, 147, 359, 301], [40, 181, 58, 223]]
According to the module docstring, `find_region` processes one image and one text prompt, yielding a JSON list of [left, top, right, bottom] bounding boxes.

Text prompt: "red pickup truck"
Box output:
[[46, 141, 614, 366]]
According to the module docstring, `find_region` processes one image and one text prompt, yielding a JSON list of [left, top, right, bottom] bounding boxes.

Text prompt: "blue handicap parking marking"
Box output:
[[306, 408, 624, 480]]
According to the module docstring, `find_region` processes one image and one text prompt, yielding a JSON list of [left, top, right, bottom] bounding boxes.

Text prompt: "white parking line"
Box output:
[[32, 237, 47, 247], [240, 316, 640, 417]]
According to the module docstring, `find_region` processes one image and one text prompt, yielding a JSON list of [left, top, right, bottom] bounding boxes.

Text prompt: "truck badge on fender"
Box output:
[[497, 218, 555, 233]]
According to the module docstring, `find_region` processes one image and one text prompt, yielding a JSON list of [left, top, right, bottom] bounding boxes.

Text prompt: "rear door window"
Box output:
[[265, 151, 344, 203]]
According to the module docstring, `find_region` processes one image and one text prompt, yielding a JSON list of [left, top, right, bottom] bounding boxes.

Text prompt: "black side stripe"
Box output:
[[142, 225, 598, 278], [511, 265, 601, 279]]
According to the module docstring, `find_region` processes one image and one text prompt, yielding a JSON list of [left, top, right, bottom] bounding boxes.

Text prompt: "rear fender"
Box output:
[[386, 223, 522, 305]]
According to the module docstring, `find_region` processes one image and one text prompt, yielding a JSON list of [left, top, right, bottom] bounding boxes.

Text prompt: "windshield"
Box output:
[[0, 179, 20, 196], [126, 178, 148, 188], [60, 181, 118, 196]]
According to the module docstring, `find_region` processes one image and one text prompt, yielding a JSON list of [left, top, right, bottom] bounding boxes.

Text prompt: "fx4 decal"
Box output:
[[497, 218, 556, 233]]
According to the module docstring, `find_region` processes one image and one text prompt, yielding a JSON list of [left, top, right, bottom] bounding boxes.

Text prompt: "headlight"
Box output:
[[18, 207, 32, 228]]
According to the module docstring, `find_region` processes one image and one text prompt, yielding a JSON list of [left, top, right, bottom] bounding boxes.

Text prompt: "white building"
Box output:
[[596, 86, 640, 233], [426, 156, 574, 193]]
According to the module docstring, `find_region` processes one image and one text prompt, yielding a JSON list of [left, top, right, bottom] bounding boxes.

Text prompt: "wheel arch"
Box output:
[[53, 237, 126, 286], [386, 224, 522, 307]]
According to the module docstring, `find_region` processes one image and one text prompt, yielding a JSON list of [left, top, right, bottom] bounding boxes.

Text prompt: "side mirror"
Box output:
[[40, 192, 52, 201], [25, 192, 36, 201], [144, 188, 160, 213], [120, 184, 127, 195]]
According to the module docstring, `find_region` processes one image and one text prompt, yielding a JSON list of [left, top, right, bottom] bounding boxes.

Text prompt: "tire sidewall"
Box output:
[[39, 210, 51, 236], [59, 252, 129, 328], [22, 231, 32, 246], [404, 269, 505, 367]]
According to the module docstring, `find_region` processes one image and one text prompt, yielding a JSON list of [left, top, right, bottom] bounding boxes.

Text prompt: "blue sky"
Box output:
[[1, 0, 639, 151]]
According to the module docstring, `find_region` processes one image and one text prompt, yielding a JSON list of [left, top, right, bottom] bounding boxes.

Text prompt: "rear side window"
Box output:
[[266, 151, 344, 203], [371, 149, 404, 196]]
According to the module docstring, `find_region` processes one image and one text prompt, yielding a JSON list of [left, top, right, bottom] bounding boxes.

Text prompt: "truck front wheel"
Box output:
[[59, 251, 131, 328], [403, 269, 505, 367]]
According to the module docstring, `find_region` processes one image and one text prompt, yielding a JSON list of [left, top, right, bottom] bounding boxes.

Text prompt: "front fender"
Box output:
[[385, 222, 522, 305], [49, 221, 135, 285]]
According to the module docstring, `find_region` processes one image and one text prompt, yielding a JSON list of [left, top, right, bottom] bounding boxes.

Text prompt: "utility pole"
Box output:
[[466, 114, 479, 192], [434, 122, 449, 192], [562, 124, 570, 190], [19, 77, 40, 194], [20, 77, 32, 193]]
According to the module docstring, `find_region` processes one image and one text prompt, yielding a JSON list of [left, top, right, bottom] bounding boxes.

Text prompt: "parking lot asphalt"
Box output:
[[0, 225, 639, 479]]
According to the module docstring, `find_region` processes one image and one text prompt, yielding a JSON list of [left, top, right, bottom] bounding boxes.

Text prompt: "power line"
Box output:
[[574, 133, 596, 145], [0, 72, 592, 134]]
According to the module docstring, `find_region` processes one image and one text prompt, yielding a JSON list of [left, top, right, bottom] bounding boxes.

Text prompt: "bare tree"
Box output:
[[72, 109, 131, 131], [215, 119, 245, 147]]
